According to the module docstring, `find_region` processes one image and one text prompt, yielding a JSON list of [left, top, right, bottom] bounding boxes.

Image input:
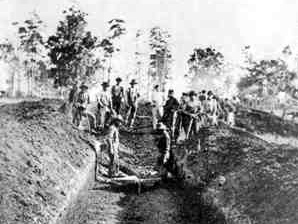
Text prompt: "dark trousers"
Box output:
[[112, 98, 122, 115], [126, 104, 137, 126], [73, 107, 85, 127]]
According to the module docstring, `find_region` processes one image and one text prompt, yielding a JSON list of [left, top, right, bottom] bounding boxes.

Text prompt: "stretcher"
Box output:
[[97, 174, 162, 194]]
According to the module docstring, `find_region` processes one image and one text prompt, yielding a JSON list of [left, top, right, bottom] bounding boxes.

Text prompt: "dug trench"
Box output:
[[2, 100, 298, 224], [59, 107, 226, 224]]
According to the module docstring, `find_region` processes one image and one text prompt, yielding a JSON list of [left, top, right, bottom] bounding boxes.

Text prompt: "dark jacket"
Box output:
[[164, 96, 179, 113]]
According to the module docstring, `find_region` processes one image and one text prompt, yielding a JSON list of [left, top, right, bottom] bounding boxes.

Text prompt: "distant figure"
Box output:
[[199, 90, 207, 113], [184, 90, 201, 138], [68, 82, 78, 104], [107, 115, 123, 177], [162, 89, 179, 133], [209, 96, 219, 126], [155, 122, 174, 180], [73, 84, 90, 127], [111, 77, 124, 115], [174, 92, 189, 141], [97, 82, 113, 129], [151, 84, 164, 129], [125, 79, 140, 128], [224, 98, 236, 126], [68, 82, 78, 119]]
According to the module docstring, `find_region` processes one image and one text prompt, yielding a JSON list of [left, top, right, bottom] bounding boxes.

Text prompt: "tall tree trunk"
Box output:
[[27, 70, 30, 97], [17, 71, 21, 97], [10, 70, 15, 97]]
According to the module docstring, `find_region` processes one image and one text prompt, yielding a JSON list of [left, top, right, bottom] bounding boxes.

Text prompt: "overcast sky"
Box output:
[[1, 0, 298, 90]]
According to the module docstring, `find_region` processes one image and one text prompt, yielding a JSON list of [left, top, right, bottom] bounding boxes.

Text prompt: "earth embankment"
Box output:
[[0, 99, 96, 224]]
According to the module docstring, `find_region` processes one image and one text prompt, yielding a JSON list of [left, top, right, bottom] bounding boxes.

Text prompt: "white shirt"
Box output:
[[97, 90, 112, 107], [151, 90, 164, 107], [277, 91, 287, 103]]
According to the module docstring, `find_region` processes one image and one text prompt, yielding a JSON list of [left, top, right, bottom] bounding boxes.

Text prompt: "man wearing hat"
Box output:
[[73, 83, 90, 127], [173, 92, 189, 141], [162, 89, 179, 133], [111, 77, 124, 115], [151, 84, 164, 129], [183, 90, 202, 139], [67, 81, 78, 121], [125, 79, 140, 128], [96, 82, 113, 128], [155, 122, 174, 180], [107, 115, 123, 177]]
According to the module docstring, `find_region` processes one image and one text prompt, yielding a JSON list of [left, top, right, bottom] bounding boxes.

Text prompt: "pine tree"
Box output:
[[149, 27, 172, 92], [13, 12, 47, 96]]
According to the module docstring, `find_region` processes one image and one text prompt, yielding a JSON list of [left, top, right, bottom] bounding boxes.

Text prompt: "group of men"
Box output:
[[69, 77, 140, 131], [68, 79, 238, 178], [151, 86, 237, 142]]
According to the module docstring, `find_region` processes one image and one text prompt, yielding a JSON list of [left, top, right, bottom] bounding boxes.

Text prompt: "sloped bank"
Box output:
[[0, 99, 96, 224], [236, 107, 298, 137], [173, 126, 298, 224]]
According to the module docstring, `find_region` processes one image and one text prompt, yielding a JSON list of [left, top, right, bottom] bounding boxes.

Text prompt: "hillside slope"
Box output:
[[236, 107, 298, 137], [0, 99, 96, 224], [174, 126, 298, 224]]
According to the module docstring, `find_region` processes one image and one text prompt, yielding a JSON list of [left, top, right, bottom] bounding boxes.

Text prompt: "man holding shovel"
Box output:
[[155, 122, 174, 180], [107, 115, 123, 177]]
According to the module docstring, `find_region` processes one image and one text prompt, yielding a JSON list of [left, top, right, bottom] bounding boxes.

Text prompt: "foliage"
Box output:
[[0, 40, 15, 62], [9, 12, 51, 96], [187, 47, 224, 77], [99, 19, 126, 81], [149, 26, 172, 90], [46, 7, 98, 87], [238, 46, 297, 98]]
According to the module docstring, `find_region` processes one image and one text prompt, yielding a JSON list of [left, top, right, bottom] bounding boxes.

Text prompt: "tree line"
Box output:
[[1, 6, 298, 110], [0, 6, 172, 98]]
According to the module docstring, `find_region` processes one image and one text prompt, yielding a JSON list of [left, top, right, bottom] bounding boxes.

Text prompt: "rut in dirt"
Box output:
[[62, 179, 225, 224]]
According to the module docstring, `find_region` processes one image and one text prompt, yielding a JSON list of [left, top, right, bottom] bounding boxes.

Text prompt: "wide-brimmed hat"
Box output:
[[189, 90, 197, 96], [156, 122, 167, 130], [130, 79, 137, 85], [116, 77, 122, 82], [80, 84, 88, 89], [207, 90, 213, 96], [101, 82, 110, 87], [111, 115, 124, 123]]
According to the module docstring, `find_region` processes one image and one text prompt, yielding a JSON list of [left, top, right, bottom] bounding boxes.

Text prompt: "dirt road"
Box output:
[[61, 180, 222, 224]]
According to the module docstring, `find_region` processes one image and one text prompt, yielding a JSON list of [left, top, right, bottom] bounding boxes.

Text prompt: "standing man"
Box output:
[[126, 79, 140, 128], [184, 90, 201, 139], [107, 115, 123, 177], [209, 95, 219, 126], [73, 83, 90, 127], [224, 98, 236, 126], [111, 77, 124, 115], [155, 122, 173, 180], [162, 89, 180, 134], [151, 84, 164, 129], [68, 81, 78, 120], [97, 82, 113, 129], [174, 92, 189, 141]]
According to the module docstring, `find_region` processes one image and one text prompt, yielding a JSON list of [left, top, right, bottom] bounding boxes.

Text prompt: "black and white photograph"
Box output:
[[1, 0, 298, 223]]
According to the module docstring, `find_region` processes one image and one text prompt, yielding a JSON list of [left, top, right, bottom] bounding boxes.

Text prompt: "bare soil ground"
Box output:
[[0, 99, 96, 224], [2, 100, 298, 224], [174, 126, 298, 224], [236, 106, 298, 137]]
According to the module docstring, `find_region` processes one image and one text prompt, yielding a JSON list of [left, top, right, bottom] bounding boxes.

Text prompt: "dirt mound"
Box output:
[[174, 126, 298, 224], [0, 99, 96, 224], [236, 107, 298, 137]]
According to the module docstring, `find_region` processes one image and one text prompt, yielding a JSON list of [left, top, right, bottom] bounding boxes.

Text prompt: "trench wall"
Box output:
[[0, 100, 96, 224]]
